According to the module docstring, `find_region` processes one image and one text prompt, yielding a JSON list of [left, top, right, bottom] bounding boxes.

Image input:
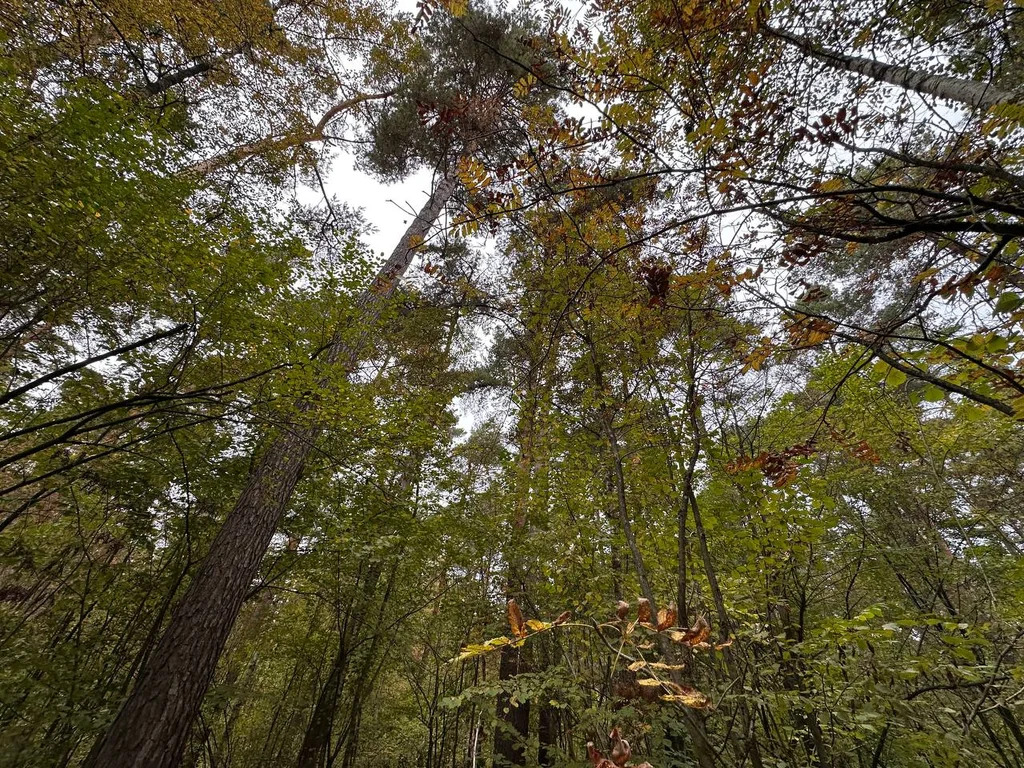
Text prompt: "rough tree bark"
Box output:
[[492, 646, 530, 768], [85, 170, 459, 768]]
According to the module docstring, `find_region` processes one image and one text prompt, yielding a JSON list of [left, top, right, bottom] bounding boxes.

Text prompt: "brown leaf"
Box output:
[[587, 743, 615, 768], [554, 610, 572, 625], [636, 677, 686, 701], [635, 678, 664, 701], [609, 727, 631, 767], [714, 638, 734, 650], [667, 615, 711, 646], [616, 600, 630, 620], [507, 598, 527, 639], [658, 679, 686, 696], [692, 615, 711, 644], [636, 597, 652, 624], [656, 604, 677, 631]]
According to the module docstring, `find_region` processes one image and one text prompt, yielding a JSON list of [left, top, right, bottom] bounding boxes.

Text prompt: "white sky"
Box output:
[[325, 160, 436, 259], [322, 0, 430, 260]]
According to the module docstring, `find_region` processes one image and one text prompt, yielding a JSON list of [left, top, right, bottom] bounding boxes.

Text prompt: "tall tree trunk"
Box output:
[[186, 91, 394, 175], [85, 171, 459, 768], [538, 702, 558, 767], [492, 319, 556, 768], [580, 334, 717, 768], [764, 25, 1020, 109], [679, 345, 765, 768], [492, 646, 530, 767], [295, 631, 352, 767]]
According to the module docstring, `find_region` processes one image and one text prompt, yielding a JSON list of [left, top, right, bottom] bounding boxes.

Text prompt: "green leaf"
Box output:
[[886, 368, 908, 387], [995, 292, 1023, 313]]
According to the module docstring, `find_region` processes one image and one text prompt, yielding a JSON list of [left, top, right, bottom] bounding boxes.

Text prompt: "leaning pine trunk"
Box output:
[[85, 171, 459, 768], [764, 25, 1020, 110]]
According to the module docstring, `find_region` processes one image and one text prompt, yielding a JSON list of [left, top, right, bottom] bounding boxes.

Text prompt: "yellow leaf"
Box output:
[[649, 662, 686, 671], [441, 0, 468, 16], [660, 688, 713, 709], [912, 267, 940, 283], [513, 73, 537, 99]]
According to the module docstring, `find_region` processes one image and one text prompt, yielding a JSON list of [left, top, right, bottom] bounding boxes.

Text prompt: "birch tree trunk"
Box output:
[[85, 170, 459, 768], [764, 25, 1020, 109]]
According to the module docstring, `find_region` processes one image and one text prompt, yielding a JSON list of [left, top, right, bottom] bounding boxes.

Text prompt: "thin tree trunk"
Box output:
[[538, 702, 557, 767], [85, 170, 459, 768], [581, 335, 717, 768], [675, 331, 765, 768], [764, 25, 1020, 109], [296, 635, 351, 768], [137, 45, 246, 97], [492, 645, 530, 767], [186, 91, 394, 175]]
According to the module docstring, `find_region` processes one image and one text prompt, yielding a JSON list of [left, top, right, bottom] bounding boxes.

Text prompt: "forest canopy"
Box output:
[[1, 0, 1023, 766]]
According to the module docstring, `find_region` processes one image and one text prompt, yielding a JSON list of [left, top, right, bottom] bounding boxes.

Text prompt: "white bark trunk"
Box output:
[[765, 26, 1020, 110]]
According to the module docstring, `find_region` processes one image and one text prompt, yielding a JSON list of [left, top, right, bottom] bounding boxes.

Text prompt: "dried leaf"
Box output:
[[667, 615, 711, 646], [636, 598, 652, 624], [553, 610, 572, 625], [616, 600, 630, 620], [656, 605, 677, 631], [508, 599, 527, 639], [526, 619, 550, 631], [714, 638, 734, 650], [609, 727, 631, 767], [649, 661, 686, 671], [635, 677, 686, 702], [660, 687, 714, 709], [693, 617, 711, 643], [587, 743, 615, 768], [659, 679, 685, 696], [627, 659, 647, 671]]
